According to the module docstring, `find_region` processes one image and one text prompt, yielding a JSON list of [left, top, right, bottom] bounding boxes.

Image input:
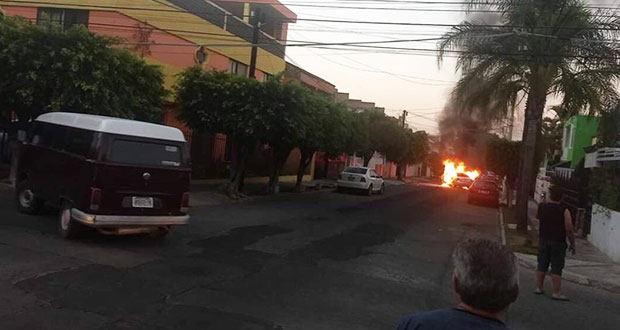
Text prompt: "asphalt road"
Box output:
[[0, 182, 619, 330]]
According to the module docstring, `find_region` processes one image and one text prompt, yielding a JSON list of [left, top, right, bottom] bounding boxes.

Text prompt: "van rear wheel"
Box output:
[[16, 179, 43, 215], [58, 204, 83, 239]]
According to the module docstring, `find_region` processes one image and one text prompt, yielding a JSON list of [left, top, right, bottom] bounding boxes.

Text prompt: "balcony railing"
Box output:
[[555, 167, 574, 180], [167, 0, 285, 58], [585, 147, 620, 168]]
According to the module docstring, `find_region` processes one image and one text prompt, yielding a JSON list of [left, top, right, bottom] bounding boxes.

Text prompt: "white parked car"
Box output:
[[337, 167, 385, 195]]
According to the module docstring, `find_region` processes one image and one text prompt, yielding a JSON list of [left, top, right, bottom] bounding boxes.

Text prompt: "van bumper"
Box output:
[[71, 209, 189, 227]]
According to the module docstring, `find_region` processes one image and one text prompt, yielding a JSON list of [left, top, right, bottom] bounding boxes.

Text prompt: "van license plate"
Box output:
[[132, 197, 154, 208]]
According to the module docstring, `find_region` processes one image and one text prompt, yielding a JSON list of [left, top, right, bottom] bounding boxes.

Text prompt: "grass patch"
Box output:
[[502, 206, 539, 255]]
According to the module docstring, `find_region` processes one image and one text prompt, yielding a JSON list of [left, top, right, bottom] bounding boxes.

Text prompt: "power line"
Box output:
[[7, 0, 620, 30], [291, 32, 457, 85]]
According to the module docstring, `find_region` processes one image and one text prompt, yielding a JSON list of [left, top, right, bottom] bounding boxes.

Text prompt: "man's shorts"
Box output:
[[537, 240, 567, 275]]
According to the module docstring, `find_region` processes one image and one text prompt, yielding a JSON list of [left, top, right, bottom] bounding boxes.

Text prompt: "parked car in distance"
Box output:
[[479, 172, 501, 188], [452, 172, 474, 189], [337, 167, 385, 195], [15, 112, 191, 239], [468, 179, 500, 206]]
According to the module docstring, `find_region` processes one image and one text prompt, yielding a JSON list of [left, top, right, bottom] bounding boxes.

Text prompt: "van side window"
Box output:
[[50, 125, 68, 150], [32, 123, 53, 147], [65, 128, 94, 157]]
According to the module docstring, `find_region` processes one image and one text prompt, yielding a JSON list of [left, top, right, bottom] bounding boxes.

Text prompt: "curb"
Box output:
[[514, 252, 591, 286], [514, 252, 620, 293], [499, 207, 507, 245]]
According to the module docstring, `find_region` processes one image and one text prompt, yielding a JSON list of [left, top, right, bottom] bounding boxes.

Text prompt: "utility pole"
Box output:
[[249, 8, 262, 79], [399, 110, 409, 180]]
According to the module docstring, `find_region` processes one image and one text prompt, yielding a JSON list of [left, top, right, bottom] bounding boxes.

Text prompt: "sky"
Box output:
[[281, 0, 620, 135]]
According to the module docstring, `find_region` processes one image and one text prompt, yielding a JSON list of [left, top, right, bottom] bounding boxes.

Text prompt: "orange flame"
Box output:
[[441, 160, 480, 187]]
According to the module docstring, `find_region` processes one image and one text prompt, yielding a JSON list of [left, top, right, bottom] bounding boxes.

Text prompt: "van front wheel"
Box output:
[[58, 204, 83, 239], [16, 180, 43, 215]]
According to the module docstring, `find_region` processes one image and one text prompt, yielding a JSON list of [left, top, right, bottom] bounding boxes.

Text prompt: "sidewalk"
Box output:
[[190, 178, 338, 207], [502, 200, 620, 294]]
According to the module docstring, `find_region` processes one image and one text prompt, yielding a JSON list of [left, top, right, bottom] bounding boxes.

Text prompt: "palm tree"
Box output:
[[439, 0, 620, 232]]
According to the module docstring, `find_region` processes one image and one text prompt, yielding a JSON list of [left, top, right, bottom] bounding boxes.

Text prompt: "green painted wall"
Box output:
[[562, 115, 599, 168]]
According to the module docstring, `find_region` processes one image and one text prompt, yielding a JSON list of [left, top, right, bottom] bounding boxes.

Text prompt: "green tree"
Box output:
[[294, 97, 351, 190], [427, 151, 443, 178], [0, 16, 166, 122], [175, 68, 266, 198], [597, 103, 620, 148], [589, 102, 620, 211], [439, 0, 620, 232], [541, 116, 564, 165], [392, 130, 430, 180], [348, 110, 380, 166], [405, 131, 431, 165], [263, 80, 318, 194]]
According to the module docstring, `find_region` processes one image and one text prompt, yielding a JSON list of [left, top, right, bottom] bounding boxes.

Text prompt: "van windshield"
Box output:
[[108, 139, 182, 167]]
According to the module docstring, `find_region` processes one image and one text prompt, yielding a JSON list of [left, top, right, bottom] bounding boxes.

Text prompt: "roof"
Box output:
[[35, 112, 186, 142]]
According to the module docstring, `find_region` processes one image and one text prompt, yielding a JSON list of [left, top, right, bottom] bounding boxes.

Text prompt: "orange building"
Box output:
[[2, 0, 298, 179]]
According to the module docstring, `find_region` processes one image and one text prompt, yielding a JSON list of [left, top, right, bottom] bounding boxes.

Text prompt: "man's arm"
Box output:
[[564, 209, 576, 255]]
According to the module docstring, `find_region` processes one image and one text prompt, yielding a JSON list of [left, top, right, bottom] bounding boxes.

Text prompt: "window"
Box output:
[[343, 167, 368, 174], [108, 139, 182, 167], [229, 60, 248, 77], [260, 73, 272, 82], [49, 125, 68, 150], [563, 125, 574, 148], [64, 128, 94, 157], [31, 123, 67, 150], [37, 8, 89, 29], [473, 181, 497, 190], [31, 123, 53, 147], [370, 169, 379, 177]]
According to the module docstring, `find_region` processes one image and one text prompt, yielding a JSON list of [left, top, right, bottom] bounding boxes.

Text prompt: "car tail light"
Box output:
[[360, 177, 366, 183], [181, 192, 190, 213], [90, 188, 101, 212]]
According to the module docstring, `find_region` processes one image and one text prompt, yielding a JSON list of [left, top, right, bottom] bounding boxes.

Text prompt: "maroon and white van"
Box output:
[[15, 112, 190, 239]]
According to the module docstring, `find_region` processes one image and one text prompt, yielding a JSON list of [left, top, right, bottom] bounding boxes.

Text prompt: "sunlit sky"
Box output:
[[282, 0, 619, 135]]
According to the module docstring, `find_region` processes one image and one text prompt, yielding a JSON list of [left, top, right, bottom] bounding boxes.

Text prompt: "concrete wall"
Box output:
[[589, 204, 620, 263], [366, 152, 385, 170]]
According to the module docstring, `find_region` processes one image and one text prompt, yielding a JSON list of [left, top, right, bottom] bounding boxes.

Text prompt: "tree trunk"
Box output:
[[396, 162, 405, 181], [323, 154, 329, 179], [515, 89, 547, 233], [226, 141, 252, 199], [267, 146, 292, 194], [295, 149, 314, 191]]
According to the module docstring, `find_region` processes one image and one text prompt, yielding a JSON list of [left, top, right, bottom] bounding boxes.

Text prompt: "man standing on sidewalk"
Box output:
[[535, 186, 576, 301]]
